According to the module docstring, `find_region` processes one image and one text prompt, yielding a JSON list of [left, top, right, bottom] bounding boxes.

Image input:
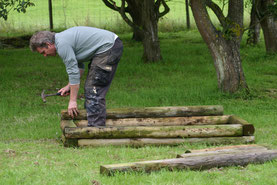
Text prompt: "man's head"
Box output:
[[29, 31, 56, 57]]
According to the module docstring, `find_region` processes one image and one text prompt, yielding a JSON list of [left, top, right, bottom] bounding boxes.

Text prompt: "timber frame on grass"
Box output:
[[59, 105, 255, 147]]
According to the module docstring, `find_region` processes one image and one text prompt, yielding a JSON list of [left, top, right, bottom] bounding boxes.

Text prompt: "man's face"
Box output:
[[37, 43, 56, 57]]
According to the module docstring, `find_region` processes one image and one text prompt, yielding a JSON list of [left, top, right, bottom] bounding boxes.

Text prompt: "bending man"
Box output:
[[30, 26, 123, 127]]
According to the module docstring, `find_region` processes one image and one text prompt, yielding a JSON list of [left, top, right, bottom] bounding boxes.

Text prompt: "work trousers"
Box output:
[[84, 38, 123, 126]]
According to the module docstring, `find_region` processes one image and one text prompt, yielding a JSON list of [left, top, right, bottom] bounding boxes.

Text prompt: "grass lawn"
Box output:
[[0, 30, 277, 184]]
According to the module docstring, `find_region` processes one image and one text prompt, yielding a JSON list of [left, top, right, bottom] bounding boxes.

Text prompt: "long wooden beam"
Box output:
[[177, 144, 267, 158], [100, 147, 277, 175], [61, 105, 224, 120], [78, 136, 255, 147], [74, 115, 230, 127], [65, 124, 243, 139]]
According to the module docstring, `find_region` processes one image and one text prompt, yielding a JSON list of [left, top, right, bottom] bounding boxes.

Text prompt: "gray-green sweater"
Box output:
[[55, 26, 117, 85]]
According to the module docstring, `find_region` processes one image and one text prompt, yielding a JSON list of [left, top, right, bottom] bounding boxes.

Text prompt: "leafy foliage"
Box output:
[[0, 0, 34, 20]]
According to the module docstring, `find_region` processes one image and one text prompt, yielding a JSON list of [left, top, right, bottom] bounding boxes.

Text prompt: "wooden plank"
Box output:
[[74, 115, 231, 127], [100, 148, 277, 175], [65, 124, 243, 139], [177, 144, 268, 158], [78, 136, 255, 147], [228, 115, 255, 136], [61, 105, 224, 120]]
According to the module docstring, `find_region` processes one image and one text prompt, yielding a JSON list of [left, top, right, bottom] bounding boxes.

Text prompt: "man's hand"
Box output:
[[68, 100, 79, 118], [58, 84, 70, 96]]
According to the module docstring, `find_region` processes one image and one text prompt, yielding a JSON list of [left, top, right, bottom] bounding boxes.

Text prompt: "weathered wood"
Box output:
[[61, 105, 224, 120], [177, 144, 268, 158], [229, 115, 255, 136], [100, 148, 277, 175], [75, 115, 231, 127], [60, 120, 76, 134], [78, 136, 255, 147], [61, 134, 78, 147], [65, 124, 243, 139]]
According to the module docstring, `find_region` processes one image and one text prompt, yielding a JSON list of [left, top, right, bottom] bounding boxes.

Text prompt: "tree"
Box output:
[[0, 0, 34, 20], [102, 0, 170, 62], [255, 0, 277, 53], [246, 0, 261, 45], [190, 0, 248, 93]]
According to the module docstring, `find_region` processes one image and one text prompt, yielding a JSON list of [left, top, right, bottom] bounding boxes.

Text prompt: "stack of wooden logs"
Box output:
[[60, 105, 255, 147]]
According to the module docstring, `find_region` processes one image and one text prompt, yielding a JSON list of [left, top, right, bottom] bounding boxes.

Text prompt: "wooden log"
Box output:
[[65, 124, 243, 139], [60, 120, 76, 134], [177, 144, 268, 158], [74, 115, 230, 127], [228, 115, 255, 136], [61, 134, 78, 147], [61, 105, 224, 120], [100, 148, 277, 175], [78, 136, 255, 147]]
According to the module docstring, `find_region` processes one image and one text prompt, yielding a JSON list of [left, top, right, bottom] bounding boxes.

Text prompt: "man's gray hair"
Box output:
[[29, 31, 55, 52]]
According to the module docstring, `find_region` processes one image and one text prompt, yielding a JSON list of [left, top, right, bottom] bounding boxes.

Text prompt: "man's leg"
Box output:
[[84, 38, 123, 127], [84, 64, 118, 126]]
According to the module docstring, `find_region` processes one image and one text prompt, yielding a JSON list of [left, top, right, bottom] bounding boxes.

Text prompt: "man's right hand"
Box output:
[[58, 84, 70, 96]]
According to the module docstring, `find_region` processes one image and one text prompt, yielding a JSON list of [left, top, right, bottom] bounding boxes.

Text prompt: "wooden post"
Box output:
[[61, 105, 224, 120], [48, 0, 53, 30], [78, 136, 255, 147], [74, 115, 231, 127], [228, 115, 255, 136], [65, 124, 243, 139], [100, 146, 277, 175]]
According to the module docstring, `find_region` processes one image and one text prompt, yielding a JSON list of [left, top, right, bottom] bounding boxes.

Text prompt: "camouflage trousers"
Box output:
[[84, 38, 123, 126]]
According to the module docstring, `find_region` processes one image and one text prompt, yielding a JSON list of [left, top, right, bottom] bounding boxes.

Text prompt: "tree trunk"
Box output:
[[256, 0, 277, 53], [185, 0, 190, 29], [247, 0, 261, 45], [78, 136, 255, 147], [190, 0, 248, 93], [100, 146, 277, 175], [141, 0, 162, 62], [126, 0, 144, 41], [64, 124, 243, 139]]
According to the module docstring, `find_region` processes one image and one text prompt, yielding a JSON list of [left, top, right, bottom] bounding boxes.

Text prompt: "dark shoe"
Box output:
[[87, 123, 106, 128]]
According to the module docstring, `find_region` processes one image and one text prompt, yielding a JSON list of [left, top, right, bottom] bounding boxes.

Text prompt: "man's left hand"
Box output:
[[68, 100, 79, 118]]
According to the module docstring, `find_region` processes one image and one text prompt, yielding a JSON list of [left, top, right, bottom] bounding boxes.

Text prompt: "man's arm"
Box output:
[[68, 84, 79, 118], [58, 68, 84, 96]]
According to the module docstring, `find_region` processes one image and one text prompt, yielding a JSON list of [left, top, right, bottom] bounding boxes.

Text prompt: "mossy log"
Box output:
[[60, 120, 76, 134], [61, 134, 78, 147], [65, 124, 242, 139], [177, 144, 267, 158], [78, 136, 255, 147], [228, 115, 255, 136], [100, 147, 277, 175], [74, 115, 230, 127], [61, 105, 224, 120]]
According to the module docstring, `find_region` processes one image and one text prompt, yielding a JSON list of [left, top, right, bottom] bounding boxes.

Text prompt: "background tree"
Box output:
[[246, 0, 261, 45], [102, 0, 170, 62], [255, 0, 277, 53], [190, 0, 248, 93], [0, 0, 34, 20]]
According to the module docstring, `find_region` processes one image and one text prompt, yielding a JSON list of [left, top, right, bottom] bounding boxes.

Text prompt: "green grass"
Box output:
[[1, 30, 277, 184]]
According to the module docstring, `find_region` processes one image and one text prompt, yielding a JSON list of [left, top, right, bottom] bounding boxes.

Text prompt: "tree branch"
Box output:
[[102, 0, 130, 13], [158, 0, 170, 18], [206, 0, 226, 27], [117, 0, 142, 33]]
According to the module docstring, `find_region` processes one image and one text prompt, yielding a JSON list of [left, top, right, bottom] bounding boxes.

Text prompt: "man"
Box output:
[[30, 26, 123, 127]]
